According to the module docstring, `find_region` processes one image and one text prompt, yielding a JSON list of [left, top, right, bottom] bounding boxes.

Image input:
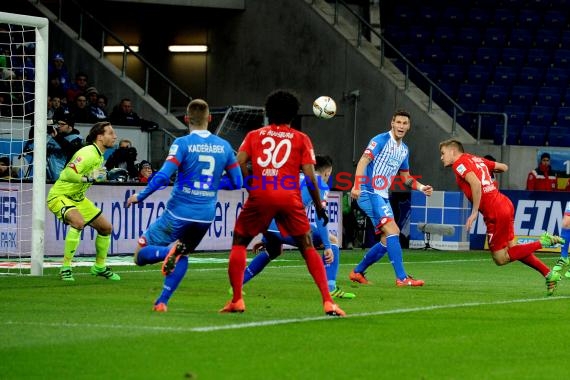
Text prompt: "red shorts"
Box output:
[[483, 194, 515, 252], [234, 192, 310, 238]]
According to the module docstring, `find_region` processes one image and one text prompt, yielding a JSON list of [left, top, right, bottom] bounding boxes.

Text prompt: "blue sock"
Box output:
[[156, 255, 188, 305], [323, 244, 340, 291], [243, 250, 271, 284], [386, 234, 407, 280], [354, 242, 387, 274], [561, 228, 570, 259], [136, 245, 170, 266]]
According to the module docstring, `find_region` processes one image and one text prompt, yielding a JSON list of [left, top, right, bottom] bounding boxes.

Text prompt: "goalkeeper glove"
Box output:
[[83, 167, 107, 183]]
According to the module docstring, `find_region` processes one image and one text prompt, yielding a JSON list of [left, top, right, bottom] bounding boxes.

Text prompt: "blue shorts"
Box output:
[[143, 209, 210, 249], [356, 191, 394, 235], [266, 223, 323, 247]]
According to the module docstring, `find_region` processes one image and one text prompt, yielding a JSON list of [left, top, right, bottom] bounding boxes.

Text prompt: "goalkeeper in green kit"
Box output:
[[47, 121, 120, 281]]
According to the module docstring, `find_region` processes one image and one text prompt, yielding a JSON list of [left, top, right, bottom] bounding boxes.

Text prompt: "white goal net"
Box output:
[[211, 105, 266, 152], [0, 12, 48, 276]]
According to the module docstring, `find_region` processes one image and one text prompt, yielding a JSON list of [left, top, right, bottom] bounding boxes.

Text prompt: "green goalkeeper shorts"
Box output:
[[47, 195, 102, 224]]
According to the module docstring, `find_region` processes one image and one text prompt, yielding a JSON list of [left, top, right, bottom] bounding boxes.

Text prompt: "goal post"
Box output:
[[0, 12, 48, 276]]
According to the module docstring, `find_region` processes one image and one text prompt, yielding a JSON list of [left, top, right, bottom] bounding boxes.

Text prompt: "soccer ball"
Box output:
[[312, 96, 337, 119]]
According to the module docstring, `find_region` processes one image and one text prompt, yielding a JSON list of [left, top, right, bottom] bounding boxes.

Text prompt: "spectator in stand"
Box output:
[[48, 52, 70, 93], [66, 71, 89, 104], [0, 156, 15, 179], [46, 123, 67, 181], [0, 92, 11, 117], [47, 73, 67, 100], [526, 152, 557, 191], [104, 138, 138, 179], [70, 94, 94, 124], [85, 87, 108, 121], [53, 110, 84, 163], [110, 98, 158, 131], [97, 94, 109, 116], [137, 160, 153, 183]]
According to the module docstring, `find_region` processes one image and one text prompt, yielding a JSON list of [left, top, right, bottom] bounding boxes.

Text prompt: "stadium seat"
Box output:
[[535, 87, 562, 106], [432, 26, 456, 45], [448, 46, 474, 64], [439, 64, 464, 83], [518, 66, 544, 86], [546, 126, 570, 147], [504, 104, 529, 126], [518, 9, 542, 28], [553, 49, 570, 68], [408, 25, 432, 44], [492, 66, 519, 86], [417, 6, 440, 25], [476, 47, 501, 66], [520, 125, 548, 146], [526, 48, 551, 67], [441, 7, 464, 26], [493, 8, 516, 26], [484, 84, 510, 105], [397, 44, 422, 62], [509, 28, 533, 48], [544, 67, 569, 87], [457, 27, 482, 47], [393, 5, 416, 24], [468, 8, 491, 26], [511, 85, 537, 107], [494, 124, 521, 145], [483, 27, 507, 47], [477, 103, 503, 139], [561, 31, 570, 47], [535, 29, 560, 49], [466, 64, 492, 84], [528, 105, 555, 126], [501, 47, 526, 66], [555, 106, 570, 126], [423, 44, 447, 63], [456, 83, 483, 108], [542, 10, 567, 30], [416, 62, 439, 79], [383, 25, 408, 45]]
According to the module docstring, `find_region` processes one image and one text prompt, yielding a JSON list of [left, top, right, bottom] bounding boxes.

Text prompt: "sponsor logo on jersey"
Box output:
[[456, 164, 466, 175]]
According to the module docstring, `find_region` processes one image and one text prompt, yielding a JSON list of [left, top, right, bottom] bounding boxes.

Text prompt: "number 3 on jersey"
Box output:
[[257, 137, 292, 168]]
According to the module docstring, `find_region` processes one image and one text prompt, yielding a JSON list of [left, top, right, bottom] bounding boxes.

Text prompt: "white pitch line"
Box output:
[[3, 295, 569, 334]]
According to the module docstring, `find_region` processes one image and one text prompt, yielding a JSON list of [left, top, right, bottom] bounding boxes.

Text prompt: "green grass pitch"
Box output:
[[1, 249, 569, 379]]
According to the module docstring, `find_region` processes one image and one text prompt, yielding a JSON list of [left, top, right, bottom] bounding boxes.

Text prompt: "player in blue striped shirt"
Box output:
[[349, 109, 433, 287]]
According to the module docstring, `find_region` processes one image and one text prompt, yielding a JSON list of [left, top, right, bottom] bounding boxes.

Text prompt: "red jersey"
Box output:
[[452, 153, 501, 216], [239, 124, 316, 197]]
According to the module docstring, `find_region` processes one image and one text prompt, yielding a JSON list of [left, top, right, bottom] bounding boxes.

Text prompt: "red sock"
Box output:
[[507, 241, 542, 261], [519, 253, 550, 277], [303, 246, 333, 303], [228, 245, 247, 302]]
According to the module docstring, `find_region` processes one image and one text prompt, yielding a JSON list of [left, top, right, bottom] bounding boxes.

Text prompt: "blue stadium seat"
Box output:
[[418, 6, 440, 25], [547, 126, 570, 147], [468, 8, 491, 26], [493, 8, 516, 26], [553, 49, 570, 68], [477, 103, 504, 139], [542, 10, 567, 29], [526, 49, 551, 67], [448, 46, 474, 64], [393, 5, 416, 23], [397, 44, 422, 62], [528, 105, 555, 126], [561, 31, 570, 47], [492, 66, 519, 86], [509, 28, 533, 48], [423, 44, 447, 63], [555, 106, 570, 126], [441, 7, 464, 26], [476, 47, 501, 66], [501, 48, 526, 66], [520, 125, 547, 146], [518, 9, 542, 28], [535, 29, 560, 49], [456, 83, 483, 108], [536, 87, 562, 106], [432, 26, 456, 45], [511, 85, 537, 106], [494, 124, 521, 145], [504, 104, 529, 126], [466, 64, 492, 83], [439, 64, 464, 83], [483, 27, 507, 47], [518, 66, 544, 86], [408, 25, 432, 44], [383, 25, 408, 45], [544, 67, 569, 87], [457, 27, 482, 47], [484, 84, 510, 105]]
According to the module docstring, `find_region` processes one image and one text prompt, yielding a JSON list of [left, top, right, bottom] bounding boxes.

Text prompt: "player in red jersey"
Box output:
[[221, 89, 345, 316], [439, 139, 565, 296]]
